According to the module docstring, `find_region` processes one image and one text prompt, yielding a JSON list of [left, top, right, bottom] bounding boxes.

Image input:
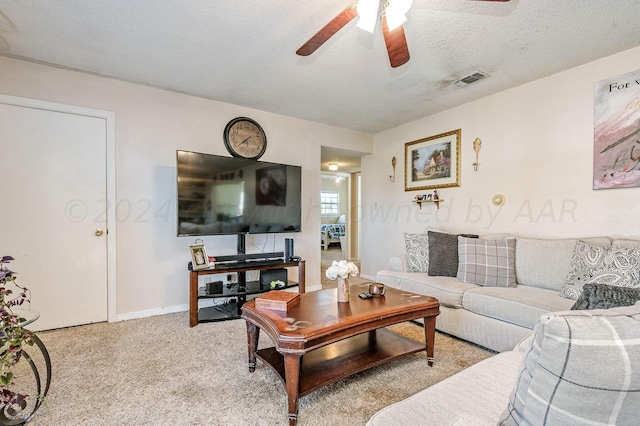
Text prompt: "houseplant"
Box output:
[[0, 255, 38, 423]]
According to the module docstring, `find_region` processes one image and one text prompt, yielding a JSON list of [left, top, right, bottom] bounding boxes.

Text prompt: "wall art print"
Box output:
[[404, 129, 461, 191], [594, 69, 640, 189]]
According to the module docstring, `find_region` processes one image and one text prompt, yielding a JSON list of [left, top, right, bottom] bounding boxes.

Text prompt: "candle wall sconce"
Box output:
[[473, 137, 482, 171], [389, 156, 397, 182]]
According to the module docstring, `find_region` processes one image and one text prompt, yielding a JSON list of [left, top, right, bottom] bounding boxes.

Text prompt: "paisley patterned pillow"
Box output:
[[404, 233, 429, 272], [561, 240, 640, 300]]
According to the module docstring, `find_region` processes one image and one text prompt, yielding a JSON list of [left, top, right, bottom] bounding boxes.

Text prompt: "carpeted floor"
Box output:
[[27, 310, 493, 426]]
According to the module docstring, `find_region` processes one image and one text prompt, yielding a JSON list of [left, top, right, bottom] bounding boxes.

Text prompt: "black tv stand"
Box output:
[[189, 258, 305, 326], [189, 234, 305, 326]]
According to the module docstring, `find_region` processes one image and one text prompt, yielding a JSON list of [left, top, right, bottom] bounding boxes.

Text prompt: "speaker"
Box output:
[[284, 238, 294, 261], [206, 281, 223, 295]]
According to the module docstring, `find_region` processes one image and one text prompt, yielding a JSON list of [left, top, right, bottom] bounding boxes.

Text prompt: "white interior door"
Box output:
[[0, 99, 111, 331]]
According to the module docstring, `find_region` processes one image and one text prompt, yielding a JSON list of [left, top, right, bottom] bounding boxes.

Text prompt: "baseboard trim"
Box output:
[[115, 281, 328, 323], [116, 304, 188, 322]]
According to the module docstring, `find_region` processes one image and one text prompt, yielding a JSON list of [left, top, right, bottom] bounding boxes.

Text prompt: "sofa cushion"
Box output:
[[375, 270, 477, 308], [499, 302, 640, 426], [428, 231, 478, 277], [561, 240, 640, 300], [612, 238, 640, 248], [515, 237, 610, 291], [368, 350, 524, 426], [571, 283, 640, 310], [462, 286, 574, 329], [404, 233, 429, 272], [457, 237, 516, 287]]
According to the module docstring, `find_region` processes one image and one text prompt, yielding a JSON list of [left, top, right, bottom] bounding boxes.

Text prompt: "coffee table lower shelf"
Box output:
[[255, 328, 425, 396]]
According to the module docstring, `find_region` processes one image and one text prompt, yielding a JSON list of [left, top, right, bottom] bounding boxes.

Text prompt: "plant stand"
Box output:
[[0, 309, 52, 425]]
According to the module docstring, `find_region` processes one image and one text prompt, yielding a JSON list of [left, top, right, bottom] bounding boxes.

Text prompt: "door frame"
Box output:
[[0, 93, 117, 323]]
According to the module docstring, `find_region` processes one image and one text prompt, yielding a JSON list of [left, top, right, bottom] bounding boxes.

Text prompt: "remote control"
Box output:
[[359, 292, 373, 299]]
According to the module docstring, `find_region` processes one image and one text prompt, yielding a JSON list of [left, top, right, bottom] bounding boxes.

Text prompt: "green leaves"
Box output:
[[0, 372, 13, 387], [0, 255, 33, 409]]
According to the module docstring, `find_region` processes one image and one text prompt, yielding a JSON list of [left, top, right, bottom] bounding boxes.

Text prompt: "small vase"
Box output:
[[337, 277, 350, 303]]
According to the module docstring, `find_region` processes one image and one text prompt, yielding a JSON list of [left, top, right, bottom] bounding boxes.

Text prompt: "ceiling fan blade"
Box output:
[[296, 5, 358, 56], [382, 16, 410, 68]]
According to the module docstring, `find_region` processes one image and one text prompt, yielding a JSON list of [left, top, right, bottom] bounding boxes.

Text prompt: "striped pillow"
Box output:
[[499, 302, 640, 425], [457, 237, 516, 287]]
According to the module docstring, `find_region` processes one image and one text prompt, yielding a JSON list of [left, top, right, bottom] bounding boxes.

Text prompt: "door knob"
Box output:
[[95, 229, 104, 237]]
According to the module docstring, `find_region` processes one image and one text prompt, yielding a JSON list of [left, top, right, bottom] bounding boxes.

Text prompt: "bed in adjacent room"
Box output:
[[321, 214, 346, 251]]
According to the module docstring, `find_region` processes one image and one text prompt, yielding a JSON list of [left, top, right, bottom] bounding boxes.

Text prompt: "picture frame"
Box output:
[[404, 129, 461, 191], [593, 69, 640, 190], [190, 242, 210, 270]]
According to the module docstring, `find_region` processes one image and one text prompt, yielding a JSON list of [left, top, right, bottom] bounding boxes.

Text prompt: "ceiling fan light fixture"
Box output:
[[385, 9, 406, 31], [356, 0, 380, 33], [389, 0, 413, 14]]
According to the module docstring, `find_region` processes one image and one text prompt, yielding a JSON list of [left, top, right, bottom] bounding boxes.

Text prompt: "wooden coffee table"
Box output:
[[241, 285, 440, 425]]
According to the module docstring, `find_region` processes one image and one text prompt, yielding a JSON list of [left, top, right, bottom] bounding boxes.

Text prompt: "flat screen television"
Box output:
[[176, 150, 302, 236]]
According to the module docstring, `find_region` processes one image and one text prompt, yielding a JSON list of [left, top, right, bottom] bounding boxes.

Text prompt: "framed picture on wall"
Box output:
[[404, 129, 461, 191], [593, 69, 640, 189], [190, 242, 210, 270]]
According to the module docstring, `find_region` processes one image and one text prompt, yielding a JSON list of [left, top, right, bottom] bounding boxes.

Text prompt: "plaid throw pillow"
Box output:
[[499, 302, 640, 425], [457, 237, 516, 287]]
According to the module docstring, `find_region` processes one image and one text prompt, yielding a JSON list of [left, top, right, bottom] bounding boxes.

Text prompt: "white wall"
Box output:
[[361, 46, 640, 278], [0, 57, 372, 318]]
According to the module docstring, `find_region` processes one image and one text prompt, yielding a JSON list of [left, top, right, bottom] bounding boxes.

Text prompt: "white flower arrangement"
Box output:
[[325, 260, 359, 280]]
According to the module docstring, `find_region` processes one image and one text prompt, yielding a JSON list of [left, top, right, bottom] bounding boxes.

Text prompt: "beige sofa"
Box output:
[[376, 234, 640, 352], [367, 302, 640, 425]]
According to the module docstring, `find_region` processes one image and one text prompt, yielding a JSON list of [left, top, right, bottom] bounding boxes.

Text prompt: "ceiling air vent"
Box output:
[[454, 71, 489, 87]]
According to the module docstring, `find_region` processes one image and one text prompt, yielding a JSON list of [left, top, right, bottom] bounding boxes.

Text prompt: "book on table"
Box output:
[[255, 290, 300, 311]]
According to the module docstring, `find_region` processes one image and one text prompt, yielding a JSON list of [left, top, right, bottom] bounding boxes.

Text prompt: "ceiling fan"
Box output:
[[296, 0, 511, 68]]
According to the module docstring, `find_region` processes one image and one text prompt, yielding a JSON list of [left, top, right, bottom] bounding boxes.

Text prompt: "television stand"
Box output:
[[189, 258, 305, 327]]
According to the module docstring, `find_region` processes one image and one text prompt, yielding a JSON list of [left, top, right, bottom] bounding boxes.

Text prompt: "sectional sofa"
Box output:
[[375, 231, 640, 352], [370, 231, 640, 424], [367, 301, 640, 425]]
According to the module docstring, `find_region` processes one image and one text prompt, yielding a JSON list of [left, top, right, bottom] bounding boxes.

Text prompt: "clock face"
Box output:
[[223, 117, 267, 159]]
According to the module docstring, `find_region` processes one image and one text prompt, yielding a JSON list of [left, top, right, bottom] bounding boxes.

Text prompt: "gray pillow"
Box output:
[[457, 237, 516, 287], [499, 302, 640, 425], [561, 240, 640, 300], [428, 231, 478, 277], [571, 283, 640, 310], [404, 233, 429, 272]]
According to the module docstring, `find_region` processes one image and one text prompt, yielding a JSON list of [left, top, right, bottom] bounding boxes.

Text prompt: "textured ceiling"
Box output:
[[1, 0, 640, 135]]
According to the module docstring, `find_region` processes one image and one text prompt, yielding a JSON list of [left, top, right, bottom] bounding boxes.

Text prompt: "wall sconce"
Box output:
[[492, 194, 506, 206], [473, 138, 482, 171], [328, 163, 338, 171], [389, 156, 397, 182]]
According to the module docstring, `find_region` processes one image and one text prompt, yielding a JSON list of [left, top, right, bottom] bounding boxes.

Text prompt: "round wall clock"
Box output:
[[223, 117, 267, 160]]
